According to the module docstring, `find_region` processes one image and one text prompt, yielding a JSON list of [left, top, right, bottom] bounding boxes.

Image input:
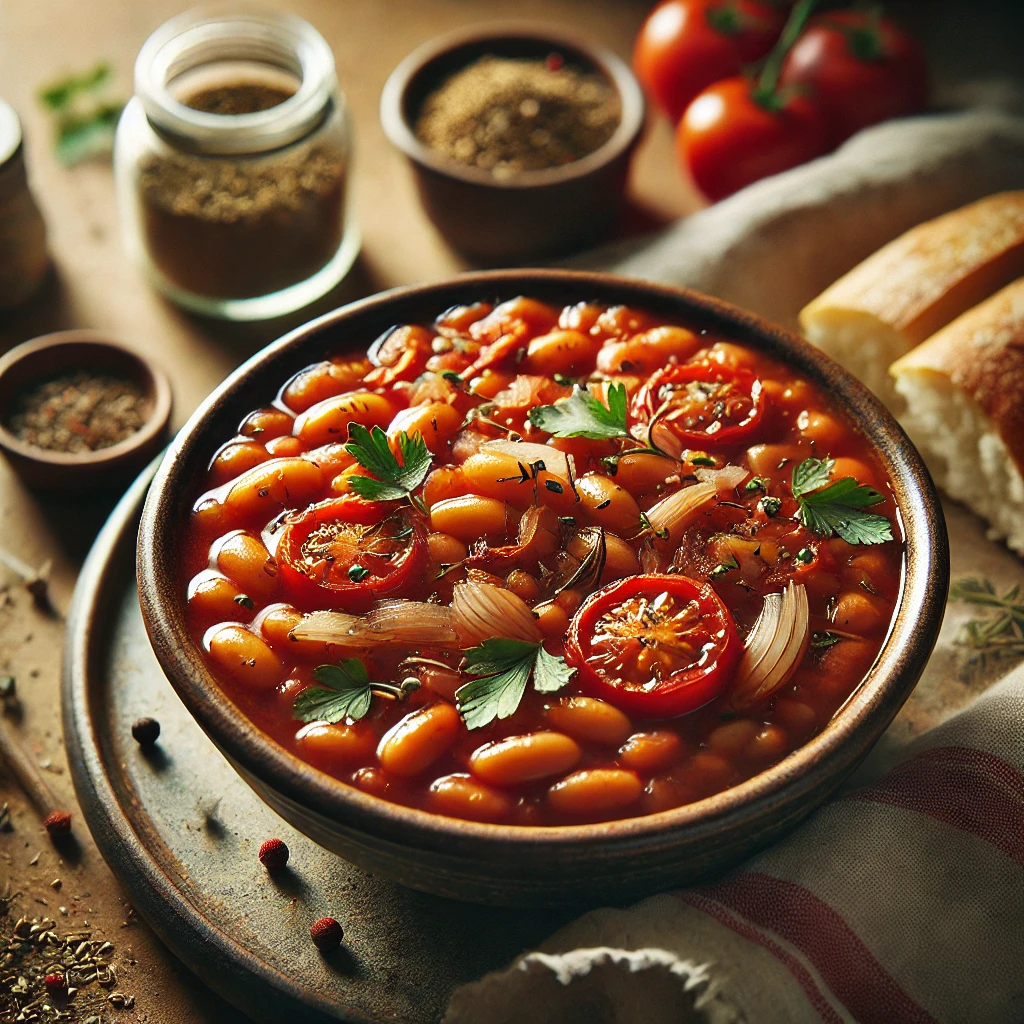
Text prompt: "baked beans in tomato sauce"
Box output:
[[181, 297, 903, 826]]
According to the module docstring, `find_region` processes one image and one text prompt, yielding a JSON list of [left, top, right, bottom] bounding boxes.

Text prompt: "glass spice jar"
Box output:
[[0, 99, 49, 310], [114, 7, 358, 321]]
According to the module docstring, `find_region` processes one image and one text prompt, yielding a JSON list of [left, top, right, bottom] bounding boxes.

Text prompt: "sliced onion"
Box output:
[[481, 439, 570, 482], [646, 481, 717, 542], [290, 602, 456, 648], [731, 581, 809, 710], [695, 464, 747, 490], [289, 610, 373, 645], [451, 580, 542, 647], [553, 526, 606, 596], [367, 601, 457, 646], [648, 419, 685, 460]]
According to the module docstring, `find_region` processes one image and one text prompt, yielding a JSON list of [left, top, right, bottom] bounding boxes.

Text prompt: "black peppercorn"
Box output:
[[131, 717, 161, 747]]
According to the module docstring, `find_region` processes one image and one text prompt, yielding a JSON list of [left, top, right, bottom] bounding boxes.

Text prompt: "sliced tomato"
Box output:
[[565, 574, 740, 718], [633, 362, 765, 448], [277, 497, 426, 613]]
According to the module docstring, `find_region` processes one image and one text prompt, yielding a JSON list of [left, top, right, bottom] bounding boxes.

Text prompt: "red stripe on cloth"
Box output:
[[696, 874, 939, 1024], [848, 745, 1024, 867], [677, 890, 846, 1024]]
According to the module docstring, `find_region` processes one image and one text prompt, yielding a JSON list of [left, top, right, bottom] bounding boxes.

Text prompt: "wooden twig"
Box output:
[[0, 714, 63, 819]]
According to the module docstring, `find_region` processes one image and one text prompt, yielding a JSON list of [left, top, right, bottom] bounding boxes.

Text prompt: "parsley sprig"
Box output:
[[293, 658, 419, 724], [344, 424, 432, 509], [528, 383, 629, 440], [455, 639, 574, 730], [791, 457, 892, 545]]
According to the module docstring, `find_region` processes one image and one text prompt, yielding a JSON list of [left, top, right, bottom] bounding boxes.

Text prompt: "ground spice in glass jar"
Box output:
[[9, 371, 149, 453], [134, 80, 347, 302], [414, 54, 621, 179]]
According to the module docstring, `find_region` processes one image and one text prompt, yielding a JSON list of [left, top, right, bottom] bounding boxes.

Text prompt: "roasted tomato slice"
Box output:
[[565, 574, 740, 718], [633, 362, 765, 448], [277, 497, 426, 613]]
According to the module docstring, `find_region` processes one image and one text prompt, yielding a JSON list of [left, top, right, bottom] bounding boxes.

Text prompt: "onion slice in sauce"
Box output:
[[731, 581, 809, 709], [451, 580, 543, 647], [646, 465, 747, 543], [481, 439, 570, 482], [290, 602, 456, 648]]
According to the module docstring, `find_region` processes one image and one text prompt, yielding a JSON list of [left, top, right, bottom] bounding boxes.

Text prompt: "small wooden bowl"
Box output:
[[380, 23, 645, 262], [137, 271, 949, 907], [0, 331, 172, 493]]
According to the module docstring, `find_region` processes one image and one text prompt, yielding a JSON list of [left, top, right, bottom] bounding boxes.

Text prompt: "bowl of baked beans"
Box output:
[[138, 270, 947, 906]]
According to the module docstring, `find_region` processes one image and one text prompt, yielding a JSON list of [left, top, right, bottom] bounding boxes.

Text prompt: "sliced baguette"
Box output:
[[891, 277, 1024, 554], [800, 191, 1024, 409]]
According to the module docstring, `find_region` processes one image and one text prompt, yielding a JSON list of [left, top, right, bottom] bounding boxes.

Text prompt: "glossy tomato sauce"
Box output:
[[180, 297, 904, 826]]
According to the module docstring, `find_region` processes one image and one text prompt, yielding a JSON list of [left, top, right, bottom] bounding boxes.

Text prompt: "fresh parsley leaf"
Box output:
[[456, 638, 575, 730], [293, 659, 373, 724], [791, 458, 892, 545], [527, 383, 629, 439], [791, 456, 834, 497], [533, 647, 576, 693], [344, 423, 432, 504]]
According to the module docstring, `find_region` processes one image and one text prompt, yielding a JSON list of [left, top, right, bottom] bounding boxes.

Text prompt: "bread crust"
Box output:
[[800, 192, 1024, 344], [891, 276, 1024, 473]]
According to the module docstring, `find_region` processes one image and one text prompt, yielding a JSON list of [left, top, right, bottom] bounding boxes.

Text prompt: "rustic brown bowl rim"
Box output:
[[379, 21, 646, 190], [0, 330, 172, 469], [138, 269, 947, 855]]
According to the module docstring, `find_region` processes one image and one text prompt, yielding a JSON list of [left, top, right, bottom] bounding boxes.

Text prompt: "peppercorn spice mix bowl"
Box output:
[[137, 270, 948, 907], [0, 330, 172, 493], [380, 24, 645, 261]]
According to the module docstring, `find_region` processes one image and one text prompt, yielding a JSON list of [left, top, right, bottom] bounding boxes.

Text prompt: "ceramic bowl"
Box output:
[[380, 24, 645, 262], [0, 330, 172, 493], [137, 270, 948, 907]]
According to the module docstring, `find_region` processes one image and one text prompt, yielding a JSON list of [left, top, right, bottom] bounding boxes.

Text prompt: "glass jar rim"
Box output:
[[135, 6, 338, 155]]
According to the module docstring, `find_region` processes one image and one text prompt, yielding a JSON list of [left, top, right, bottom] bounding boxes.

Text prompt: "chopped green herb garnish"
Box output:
[[455, 638, 574, 730], [759, 496, 783, 517], [552, 372, 577, 387], [528, 383, 629, 439], [795, 547, 814, 565], [744, 476, 769, 494], [294, 658, 418, 724], [233, 594, 255, 610], [344, 423, 432, 507], [347, 564, 370, 582], [709, 556, 740, 580], [811, 631, 842, 648], [791, 457, 892, 545], [690, 455, 717, 467]]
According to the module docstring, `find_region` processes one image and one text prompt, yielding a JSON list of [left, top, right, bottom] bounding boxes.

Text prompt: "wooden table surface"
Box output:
[[0, 1, 1020, 1021]]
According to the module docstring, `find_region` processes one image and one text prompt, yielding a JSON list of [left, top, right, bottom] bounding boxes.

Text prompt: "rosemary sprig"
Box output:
[[950, 576, 1024, 662]]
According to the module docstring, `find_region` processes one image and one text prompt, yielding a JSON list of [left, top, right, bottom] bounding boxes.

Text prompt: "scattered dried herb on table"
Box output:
[[9, 372, 149, 454], [951, 576, 1024, 670], [0, 910, 135, 1021], [414, 55, 621, 179]]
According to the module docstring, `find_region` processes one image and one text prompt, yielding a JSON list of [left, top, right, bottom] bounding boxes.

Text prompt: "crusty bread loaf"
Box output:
[[891, 277, 1024, 554], [799, 191, 1024, 408]]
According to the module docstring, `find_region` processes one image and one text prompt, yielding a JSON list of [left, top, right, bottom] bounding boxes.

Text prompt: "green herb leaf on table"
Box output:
[[344, 424, 432, 504], [791, 457, 892, 545], [951, 576, 1024, 662], [39, 62, 124, 166], [528, 383, 629, 439], [456, 638, 575, 730], [293, 659, 374, 724]]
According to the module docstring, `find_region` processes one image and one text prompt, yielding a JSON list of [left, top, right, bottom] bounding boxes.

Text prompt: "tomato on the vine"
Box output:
[[779, 11, 928, 145], [565, 574, 740, 718], [677, 75, 829, 201], [276, 497, 426, 613], [633, 361, 767, 448], [633, 0, 784, 123]]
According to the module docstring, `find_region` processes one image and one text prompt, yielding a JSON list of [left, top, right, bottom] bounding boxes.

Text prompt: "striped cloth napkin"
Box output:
[[445, 663, 1024, 1023]]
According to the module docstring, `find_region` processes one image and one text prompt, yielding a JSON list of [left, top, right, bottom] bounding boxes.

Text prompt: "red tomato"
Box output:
[[779, 11, 928, 145], [565, 575, 740, 718], [677, 76, 829, 201], [633, 0, 783, 123], [633, 361, 766, 448], [277, 497, 426, 613]]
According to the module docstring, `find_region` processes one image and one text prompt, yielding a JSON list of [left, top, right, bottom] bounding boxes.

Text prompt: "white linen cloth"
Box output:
[[446, 108, 1024, 1024]]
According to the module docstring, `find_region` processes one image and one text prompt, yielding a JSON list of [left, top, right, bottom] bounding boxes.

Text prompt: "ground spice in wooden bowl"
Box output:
[[8, 371, 149, 454], [414, 54, 621, 179]]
